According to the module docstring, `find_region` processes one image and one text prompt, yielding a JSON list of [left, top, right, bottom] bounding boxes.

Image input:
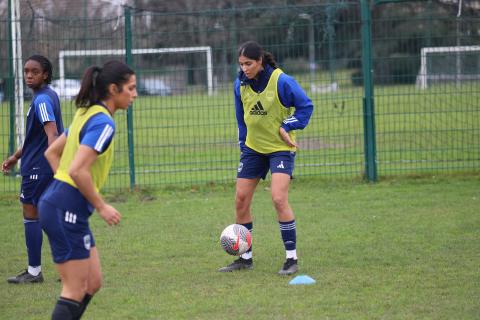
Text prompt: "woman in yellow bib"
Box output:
[[219, 41, 313, 275], [38, 60, 137, 319]]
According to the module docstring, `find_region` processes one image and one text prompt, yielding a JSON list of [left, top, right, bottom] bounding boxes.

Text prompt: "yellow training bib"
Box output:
[[240, 68, 296, 154], [55, 105, 114, 192]]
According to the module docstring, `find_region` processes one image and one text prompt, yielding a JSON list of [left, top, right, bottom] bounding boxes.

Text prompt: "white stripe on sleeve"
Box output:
[[283, 116, 298, 124], [94, 124, 114, 152], [40, 102, 50, 122]]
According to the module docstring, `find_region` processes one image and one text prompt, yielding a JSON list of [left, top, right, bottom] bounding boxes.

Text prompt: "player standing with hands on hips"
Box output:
[[2, 55, 64, 284], [38, 60, 137, 319], [219, 41, 313, 275]]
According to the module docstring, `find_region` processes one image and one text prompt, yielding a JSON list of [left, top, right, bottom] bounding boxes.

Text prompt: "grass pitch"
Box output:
[[0, 175, 479, 319], [2, 79, 479, 192]]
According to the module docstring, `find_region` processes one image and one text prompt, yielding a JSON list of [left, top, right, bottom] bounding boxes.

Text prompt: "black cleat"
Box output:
[[218, 257, 253, 272], [278, 258, 298, 275], [7, 270, 44, 284]]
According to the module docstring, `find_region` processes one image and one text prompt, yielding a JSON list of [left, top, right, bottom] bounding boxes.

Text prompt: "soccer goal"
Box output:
[[416, 45, 480, 89], [58, 46, 213, 95]]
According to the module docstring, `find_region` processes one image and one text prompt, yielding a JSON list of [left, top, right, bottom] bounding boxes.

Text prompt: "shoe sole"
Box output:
[[7, 277, 44, 284], [7, 279, 44, 284], [218, 265, 253, 272], [278, 265, 298, 276]]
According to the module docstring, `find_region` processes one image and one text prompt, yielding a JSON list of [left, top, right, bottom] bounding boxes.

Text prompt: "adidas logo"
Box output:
[[65, 211, 77, 224], [277, 161, 285, 169], [249, 101, 267, 115]]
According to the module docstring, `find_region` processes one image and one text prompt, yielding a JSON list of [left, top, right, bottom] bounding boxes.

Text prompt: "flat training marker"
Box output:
[[289, 275, 316, 285]]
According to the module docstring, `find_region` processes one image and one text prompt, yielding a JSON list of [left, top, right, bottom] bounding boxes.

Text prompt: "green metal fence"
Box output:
[[1, 1, 479, 192]]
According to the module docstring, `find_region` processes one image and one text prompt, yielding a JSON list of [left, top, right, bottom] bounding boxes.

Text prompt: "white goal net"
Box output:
[[58, 46, 213, 96], [416, 45, 480, 89]]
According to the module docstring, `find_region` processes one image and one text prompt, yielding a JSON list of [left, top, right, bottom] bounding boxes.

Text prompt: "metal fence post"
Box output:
[[230, 5, 238, 79], [124, 6, 136, 190], [360, 0, 377, 182], [7, 0, 16, 175]]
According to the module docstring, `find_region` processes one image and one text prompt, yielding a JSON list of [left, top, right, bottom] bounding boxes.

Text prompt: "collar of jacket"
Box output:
[[239, 64, 275, 92]]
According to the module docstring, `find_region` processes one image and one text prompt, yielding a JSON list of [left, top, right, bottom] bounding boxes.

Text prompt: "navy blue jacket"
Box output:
[[21, 86, 64, 176]]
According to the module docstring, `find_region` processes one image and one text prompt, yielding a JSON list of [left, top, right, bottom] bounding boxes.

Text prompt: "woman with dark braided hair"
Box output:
[[218, 41, 313, 275], [38, 60, 137, 319], [2, 55, 64, 284]]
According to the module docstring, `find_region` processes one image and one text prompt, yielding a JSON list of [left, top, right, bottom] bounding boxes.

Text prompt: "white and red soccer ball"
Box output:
[[220, 224, 252, 256]]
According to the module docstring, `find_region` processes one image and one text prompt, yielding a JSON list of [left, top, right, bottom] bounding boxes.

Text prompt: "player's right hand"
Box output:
[[2, 156, 17, 175], [98, 204, 121, 226]]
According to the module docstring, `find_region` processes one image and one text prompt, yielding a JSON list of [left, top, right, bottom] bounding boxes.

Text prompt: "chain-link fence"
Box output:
[[1, 1, 479, 192]]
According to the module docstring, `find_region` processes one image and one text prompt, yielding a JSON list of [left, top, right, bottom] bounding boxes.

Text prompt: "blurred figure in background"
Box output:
[[2, 55, 64, 284]]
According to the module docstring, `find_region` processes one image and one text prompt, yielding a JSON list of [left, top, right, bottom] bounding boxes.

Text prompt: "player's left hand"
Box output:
[[279, 127, 298, 148], [98, 203, 122, 226]]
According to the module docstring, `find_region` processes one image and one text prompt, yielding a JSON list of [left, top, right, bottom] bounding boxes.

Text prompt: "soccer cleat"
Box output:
[[7, 270, 44, 284], [218, 257, 253, 272], [278, 258, 298, 276]]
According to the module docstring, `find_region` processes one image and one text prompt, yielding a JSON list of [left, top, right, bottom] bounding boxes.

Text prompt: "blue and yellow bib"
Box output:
[[55, 105, 114, 192], [240, 68, 296, 154]]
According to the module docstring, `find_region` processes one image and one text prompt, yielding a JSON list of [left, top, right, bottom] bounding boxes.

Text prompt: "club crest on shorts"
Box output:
[[238, 161, 244, 173], [83, 234, 91, 250]]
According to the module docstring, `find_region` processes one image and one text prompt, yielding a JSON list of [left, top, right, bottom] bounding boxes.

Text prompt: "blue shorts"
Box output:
[[237, 146, 296, 179], [38, 180, 95, 263], [20, 174, 53, 206]]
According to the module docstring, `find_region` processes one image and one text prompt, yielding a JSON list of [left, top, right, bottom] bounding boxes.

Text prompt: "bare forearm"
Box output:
[[44, 133, 66, 173], [45, 153, 60, 173], [44, 122, 60, 147], [12, 148, 22, 159], [70, 169, 106, 212], [47, 133, 60, 147]]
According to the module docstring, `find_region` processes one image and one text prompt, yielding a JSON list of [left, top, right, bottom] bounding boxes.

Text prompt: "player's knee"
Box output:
[[235, 192, 250, 208], [89, 275, 102, 294], [271, 194, 288, 211], [22, 205, 38, 219]]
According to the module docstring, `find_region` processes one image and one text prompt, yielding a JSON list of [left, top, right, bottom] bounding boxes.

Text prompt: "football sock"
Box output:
[[24, 218, 42, 271], [75, 294, 93, 320], [240, 222, 253, 260], [28, 265, 41, 276], [51, 297, 82, 320], [279, 219, 297, 260], [286, 249, 297, 260]]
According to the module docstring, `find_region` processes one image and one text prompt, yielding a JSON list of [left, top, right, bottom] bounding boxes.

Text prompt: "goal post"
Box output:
[[416, 45, 480, 89], [58, 46, 214, 95]]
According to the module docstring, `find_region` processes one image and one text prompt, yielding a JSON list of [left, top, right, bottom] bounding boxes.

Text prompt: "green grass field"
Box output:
[[1, 175, 479, 319], [1, 74, 479, 192]]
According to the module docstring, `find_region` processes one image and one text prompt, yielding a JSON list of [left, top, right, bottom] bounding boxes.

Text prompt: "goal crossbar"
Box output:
[[417, 45, 480, 89], [59, 46, 213, 95]]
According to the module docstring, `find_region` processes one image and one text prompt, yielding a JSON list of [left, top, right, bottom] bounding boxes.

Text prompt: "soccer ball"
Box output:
[[220, 224, 252, 256]]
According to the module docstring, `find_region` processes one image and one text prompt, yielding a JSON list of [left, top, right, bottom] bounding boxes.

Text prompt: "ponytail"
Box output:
[[75, 60, 134, 108], [263, 52, 278, 69], [75, 66, 102, 108]]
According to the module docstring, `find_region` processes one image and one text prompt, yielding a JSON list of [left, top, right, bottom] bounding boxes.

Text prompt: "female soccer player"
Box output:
[[38, 60, 137, 319], [2, 55, 64, 284], [218, 41, 313, 275]]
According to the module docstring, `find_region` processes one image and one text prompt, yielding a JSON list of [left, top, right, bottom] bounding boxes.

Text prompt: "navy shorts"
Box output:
[[237, 146, 296, 179], [20, 174, 53, 206], [38, 199, 95, 264]]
